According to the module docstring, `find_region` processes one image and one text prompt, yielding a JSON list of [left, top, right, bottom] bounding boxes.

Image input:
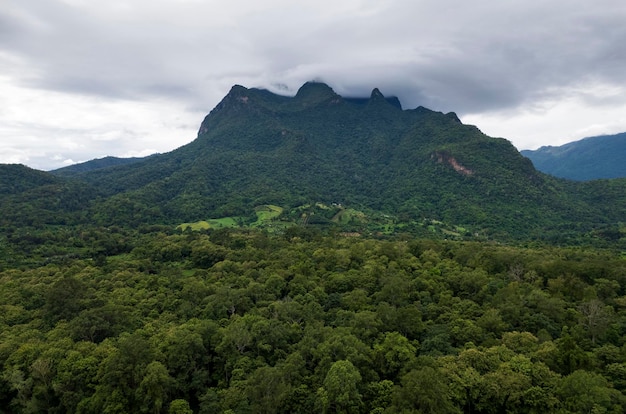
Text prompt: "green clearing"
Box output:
[[251, 204, 290, 232], [331, 208, 366, 225], [177, 217, 241, 231], [178, 205, 284, 232], [177, 204, 471, 239], [253, 204, 283, 223]]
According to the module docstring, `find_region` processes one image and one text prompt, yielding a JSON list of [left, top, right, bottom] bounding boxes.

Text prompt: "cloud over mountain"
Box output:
[[2, 1, 626, 169]]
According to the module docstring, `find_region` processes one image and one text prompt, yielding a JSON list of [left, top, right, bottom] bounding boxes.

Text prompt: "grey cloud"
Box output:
[[4, 0, 626, 169], [7, 0, 626, 113], [239, 1, 626, 115]]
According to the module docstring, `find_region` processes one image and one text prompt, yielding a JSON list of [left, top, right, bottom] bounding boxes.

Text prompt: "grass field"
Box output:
[[177, 217, 241, 231], [178, 205, 284, 232], [253, 205, 283, 224], [331, 208, 366, 224]]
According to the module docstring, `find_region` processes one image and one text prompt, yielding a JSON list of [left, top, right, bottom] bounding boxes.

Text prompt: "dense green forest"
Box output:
[[2, 225, 626, 413]]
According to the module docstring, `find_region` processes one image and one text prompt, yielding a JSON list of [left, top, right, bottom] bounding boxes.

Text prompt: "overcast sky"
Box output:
[[2, 0, 626, 170]]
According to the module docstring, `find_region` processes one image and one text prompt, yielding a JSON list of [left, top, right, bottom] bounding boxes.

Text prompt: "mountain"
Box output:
[[0, 164, 100, 230], [51, 155, 152, 176], [5, 84, 626, 414], [0, 164, 60, 195], [521, 132, 626, 181], [2, 82, 626, 243]]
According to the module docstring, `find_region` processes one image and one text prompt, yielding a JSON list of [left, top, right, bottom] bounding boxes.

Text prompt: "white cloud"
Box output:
[[463, 85, 626, 150], [0, 75, 200, 170], [2, 0, 626, 169]]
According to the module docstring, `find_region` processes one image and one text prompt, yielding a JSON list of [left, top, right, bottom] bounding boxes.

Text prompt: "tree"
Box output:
[[501, 331, 539, 355], [313, 330, 373, 382], [364, 380, 394, 413], [579, 299, 613, 344], [90, 332, 155, 413], [554, 329, 590, 375], [319, 360, 363, 414], [476, 355, 559, 413], [373, 332, 417, 380], [190, 239, 228, 268], [137, 361, 173, 414], [160, 321, 212, 398], [54, 341, 101, 413], [393, 366, 461, 414], [169, 399, 193, 414], [44, 275, 89, 324], [557, 370, 624, 413], [245, 365, 289, 414]]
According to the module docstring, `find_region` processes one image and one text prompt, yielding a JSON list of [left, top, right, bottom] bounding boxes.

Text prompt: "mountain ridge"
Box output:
[[51, 155, 153, 176], [2, 82, 626, 243], [522, 132, 626, 180]]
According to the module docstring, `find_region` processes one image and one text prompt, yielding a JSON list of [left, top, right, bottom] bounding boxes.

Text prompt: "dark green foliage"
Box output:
[[50, 155, 151, 176], [0, 164, 60, 195], [2, 228, 626, 412], [395, 366, 460, 413], [43, 276, 90, 324], [0, 166, 100, 231]]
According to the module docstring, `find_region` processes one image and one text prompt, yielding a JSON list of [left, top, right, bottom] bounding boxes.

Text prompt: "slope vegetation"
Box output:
[[522, 132, 626, 180], [2, 82, 626, 243]]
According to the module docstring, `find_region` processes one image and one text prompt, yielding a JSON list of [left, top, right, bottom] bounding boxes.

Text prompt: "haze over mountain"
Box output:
[[2, 82, 626, 243], [522, 132, 626, 181]]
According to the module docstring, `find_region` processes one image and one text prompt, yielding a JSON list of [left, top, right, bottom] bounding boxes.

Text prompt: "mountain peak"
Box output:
[[366, 88, 402, 109], [225, 84, 252, 104], [210, 85, 252, 112], [198, 85, 255, 135], [370, 88, 384, 99], [229, 84, 249, 94], [294, 82, 341, 106], [296, 81, 336, 96]]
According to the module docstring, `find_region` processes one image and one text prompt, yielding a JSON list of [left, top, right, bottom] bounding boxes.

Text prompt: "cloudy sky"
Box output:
[[2, 0, 626, 170]]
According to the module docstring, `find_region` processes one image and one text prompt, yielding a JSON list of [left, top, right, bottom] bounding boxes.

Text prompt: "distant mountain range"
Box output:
[[52, 155, 152, 176], [2, 82, 626, 244], [522, 132, 626, 181]]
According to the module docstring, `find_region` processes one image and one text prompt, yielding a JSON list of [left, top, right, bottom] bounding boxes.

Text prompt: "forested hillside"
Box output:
[[522, 132, 626, 181], [51, 156, 151, 176], [4, 82, 626, 244], [2, 228, 626, 413]]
